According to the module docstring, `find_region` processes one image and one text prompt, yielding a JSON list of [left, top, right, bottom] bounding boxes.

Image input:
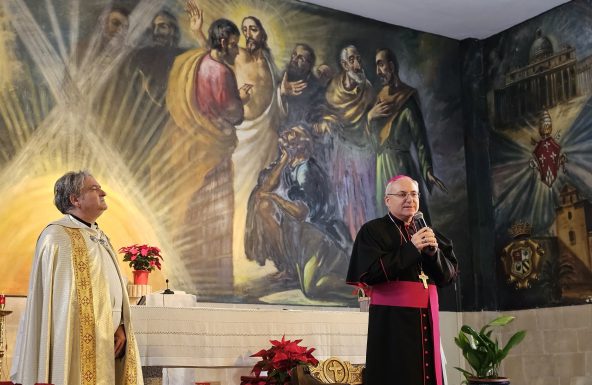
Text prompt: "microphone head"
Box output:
[[412, 211, 428, 229]]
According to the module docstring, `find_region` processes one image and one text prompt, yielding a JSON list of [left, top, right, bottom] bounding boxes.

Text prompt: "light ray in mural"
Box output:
[[0, 0, 372, 296], [490, 122, 558, 235], [44, 0, 68, 63], [4, 0, 67, 100], [0, 102, 194, 290], [559, 98, 592, 196], [0, 0, 205, 292], [0, 4, 21, 88], [67, 0, 79, 61], [492, 97, 592, 235]]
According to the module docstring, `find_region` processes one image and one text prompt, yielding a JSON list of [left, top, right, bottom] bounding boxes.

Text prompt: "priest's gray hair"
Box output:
[[54, 170, 92, 214]]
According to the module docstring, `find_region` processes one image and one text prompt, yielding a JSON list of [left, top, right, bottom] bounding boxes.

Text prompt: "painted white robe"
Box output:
[[232, 52, 281, 262]]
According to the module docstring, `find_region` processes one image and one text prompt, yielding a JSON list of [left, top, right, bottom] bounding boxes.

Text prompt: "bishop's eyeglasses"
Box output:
[[386, 191, 420, 199]]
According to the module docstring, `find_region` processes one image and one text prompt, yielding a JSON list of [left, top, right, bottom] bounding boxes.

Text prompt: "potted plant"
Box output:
[[454, 315, 526, 385], [241, 336, 319, 385], [118, 244, 163, 284]]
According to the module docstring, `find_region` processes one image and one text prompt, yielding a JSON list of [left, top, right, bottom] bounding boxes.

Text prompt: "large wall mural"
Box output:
[[485, 0, 592, 308], [0, 0, 468, 307]]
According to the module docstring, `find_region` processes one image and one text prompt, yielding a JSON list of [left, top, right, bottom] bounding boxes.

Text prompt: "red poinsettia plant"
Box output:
[[118, 244, 163, 272], [247, 336, 318, 384]]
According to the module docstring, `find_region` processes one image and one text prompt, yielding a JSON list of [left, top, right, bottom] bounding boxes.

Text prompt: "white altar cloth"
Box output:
[[130, 305, 368, 368]]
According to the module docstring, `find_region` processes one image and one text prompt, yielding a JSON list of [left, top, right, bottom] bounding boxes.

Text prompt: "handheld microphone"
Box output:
[[412, 211, 428, 229], [412, 211, 436, 252]]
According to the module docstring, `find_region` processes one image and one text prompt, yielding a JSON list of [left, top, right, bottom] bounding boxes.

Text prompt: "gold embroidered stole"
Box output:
[[65, 228, 138, 385], [122, 316, 138, 384], [64, 228, 97, 385]]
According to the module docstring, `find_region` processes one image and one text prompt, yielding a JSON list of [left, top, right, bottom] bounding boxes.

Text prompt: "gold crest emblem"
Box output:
[[501, 221, 544, 288], [309, 357, 364, 384]]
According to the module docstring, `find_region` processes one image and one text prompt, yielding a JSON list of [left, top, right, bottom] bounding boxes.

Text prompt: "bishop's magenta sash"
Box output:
[[370, 281, 442, 385]]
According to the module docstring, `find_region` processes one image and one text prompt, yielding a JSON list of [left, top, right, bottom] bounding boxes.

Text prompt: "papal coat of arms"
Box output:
[[501, 221, 544, 288], [530, 110, 567, 187]]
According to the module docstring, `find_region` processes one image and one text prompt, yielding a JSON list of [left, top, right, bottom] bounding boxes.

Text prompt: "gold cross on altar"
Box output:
[[418, 270, 429, 289]]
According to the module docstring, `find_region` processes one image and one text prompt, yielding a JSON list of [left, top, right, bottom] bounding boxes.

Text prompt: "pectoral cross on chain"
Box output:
[[418, 270, 429, 289]]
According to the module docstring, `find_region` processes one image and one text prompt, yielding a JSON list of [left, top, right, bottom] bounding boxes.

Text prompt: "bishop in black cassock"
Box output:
[[347, 175, 458, 385]]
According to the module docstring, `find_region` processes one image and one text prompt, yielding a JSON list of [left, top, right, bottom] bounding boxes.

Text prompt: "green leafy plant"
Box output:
[[454, 315, 526, 382]]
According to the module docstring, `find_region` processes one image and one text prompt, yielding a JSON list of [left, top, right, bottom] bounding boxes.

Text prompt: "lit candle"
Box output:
[[0, 294, 5, 309]]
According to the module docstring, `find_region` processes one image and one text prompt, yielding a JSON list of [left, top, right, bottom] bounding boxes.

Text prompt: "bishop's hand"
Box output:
[[411, 227, 438, 256]]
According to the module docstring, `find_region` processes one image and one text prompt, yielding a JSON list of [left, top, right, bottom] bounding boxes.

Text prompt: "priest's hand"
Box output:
[[411, 227, 438, 256], [114, 324, 127, 358]]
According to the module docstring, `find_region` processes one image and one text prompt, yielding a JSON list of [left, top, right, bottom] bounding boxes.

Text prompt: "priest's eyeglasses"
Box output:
[[387, 191, 420, 199]]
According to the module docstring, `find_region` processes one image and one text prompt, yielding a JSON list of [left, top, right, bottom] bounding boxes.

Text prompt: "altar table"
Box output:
[[130, 305, 369, 368]]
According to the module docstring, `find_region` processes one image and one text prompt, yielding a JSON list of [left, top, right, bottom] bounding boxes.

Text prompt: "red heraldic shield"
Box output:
[[533, 137, 562, 187]]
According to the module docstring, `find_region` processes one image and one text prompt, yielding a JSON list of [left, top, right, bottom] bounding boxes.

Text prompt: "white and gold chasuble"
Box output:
[[12, 215, 143, 385]]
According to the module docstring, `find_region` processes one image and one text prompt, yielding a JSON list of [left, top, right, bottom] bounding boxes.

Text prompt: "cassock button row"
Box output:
[[424, 326, 427, 330], [424, 338, 428, 342], [426, 376, 430, 380]]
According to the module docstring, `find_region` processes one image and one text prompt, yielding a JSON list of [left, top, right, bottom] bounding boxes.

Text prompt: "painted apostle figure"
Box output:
[[165, 17, 245, 271], [368, 48, 446, 221], [245, 125, 353, 301], [315, 44, 377, 238]]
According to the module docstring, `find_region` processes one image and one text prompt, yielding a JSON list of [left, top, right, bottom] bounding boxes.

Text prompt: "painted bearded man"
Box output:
[[315, 44, 377, 238], [246, 126, 353, 301], [368, 47, 447, 220]]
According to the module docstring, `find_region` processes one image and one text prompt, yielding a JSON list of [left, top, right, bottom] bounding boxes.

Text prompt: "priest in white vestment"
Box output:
[[11, 170, 143, 385]]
